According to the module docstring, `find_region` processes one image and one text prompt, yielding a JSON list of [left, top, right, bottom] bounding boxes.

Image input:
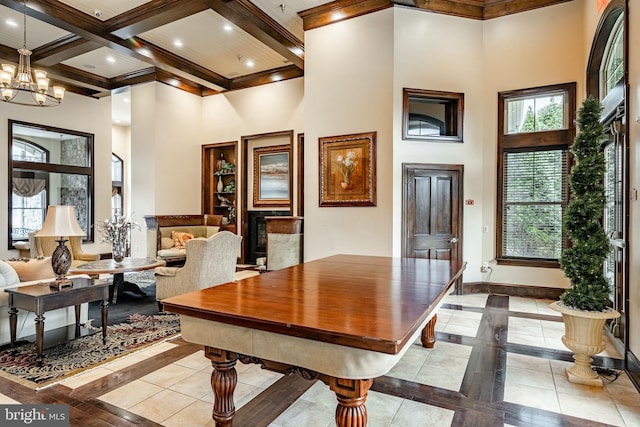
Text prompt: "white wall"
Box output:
[[392, 8, 484, 280], [0, 91, 113, 259], [480, 1, 585, 287], [304, 9, 395, 260], [129, 82, 203, 256]]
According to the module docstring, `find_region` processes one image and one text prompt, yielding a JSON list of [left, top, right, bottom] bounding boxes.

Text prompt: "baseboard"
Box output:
[[462, 281, 565, 300], [627, 349, 640, 392]]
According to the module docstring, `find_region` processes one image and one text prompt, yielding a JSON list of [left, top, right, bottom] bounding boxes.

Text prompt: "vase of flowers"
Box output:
[[95, 211, 140, 264], [336, 151, 357, 190]]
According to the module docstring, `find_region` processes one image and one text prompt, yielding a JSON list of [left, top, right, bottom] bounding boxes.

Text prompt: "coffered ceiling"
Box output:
[[0, 0, 570, 102]]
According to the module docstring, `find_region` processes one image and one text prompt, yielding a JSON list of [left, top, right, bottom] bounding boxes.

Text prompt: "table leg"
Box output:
[[101, 299, 109, 344], [75, 304, 81, 338], [9, 307, 17, 352], [111, 272, 147, 303], [35, 314, 45, 366], [330, 378, 373, 427], [205, 347, 238, 427], [421, 314, 437, 348]]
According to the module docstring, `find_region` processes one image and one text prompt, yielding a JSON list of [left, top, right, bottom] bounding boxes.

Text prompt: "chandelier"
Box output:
[[0, 1, 65, 106]]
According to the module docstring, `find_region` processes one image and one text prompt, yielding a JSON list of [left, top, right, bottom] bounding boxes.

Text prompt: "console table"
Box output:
[[163, 254, 466, 426]]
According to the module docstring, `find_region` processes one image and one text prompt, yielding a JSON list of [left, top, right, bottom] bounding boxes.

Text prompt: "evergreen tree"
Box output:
[[559, 96, 611, 312]]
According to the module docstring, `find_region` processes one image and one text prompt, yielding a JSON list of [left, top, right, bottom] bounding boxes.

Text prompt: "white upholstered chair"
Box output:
[[265, 216, 303, 272], [154, 231, 241, 310]]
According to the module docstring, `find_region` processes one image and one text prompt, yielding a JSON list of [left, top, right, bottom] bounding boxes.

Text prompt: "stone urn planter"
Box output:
[[550, 301, 620, 387]]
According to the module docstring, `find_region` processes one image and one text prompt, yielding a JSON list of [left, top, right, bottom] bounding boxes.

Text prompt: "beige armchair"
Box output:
[[28, 232, 99, 268], [265, 216, 303, 272], [155, 231, 242, 310]]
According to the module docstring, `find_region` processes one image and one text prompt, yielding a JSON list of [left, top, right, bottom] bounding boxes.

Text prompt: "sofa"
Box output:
[[0, 258, 87, 346], [144, 214, 225, 261]]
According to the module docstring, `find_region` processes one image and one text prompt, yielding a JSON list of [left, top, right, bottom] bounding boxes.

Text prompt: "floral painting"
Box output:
[[319, 132, 376, 207]]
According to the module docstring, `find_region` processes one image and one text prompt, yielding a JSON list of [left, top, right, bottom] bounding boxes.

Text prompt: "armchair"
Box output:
[[155, 231, 242, 310], [265, 216, 303, 271], [28, 232, 100, 268]]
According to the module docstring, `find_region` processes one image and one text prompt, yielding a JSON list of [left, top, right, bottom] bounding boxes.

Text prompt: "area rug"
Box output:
[[0, 313, 180, 390]]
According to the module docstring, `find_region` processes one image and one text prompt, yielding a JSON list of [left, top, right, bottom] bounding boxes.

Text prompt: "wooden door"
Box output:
[[402, 164, 463, 263]]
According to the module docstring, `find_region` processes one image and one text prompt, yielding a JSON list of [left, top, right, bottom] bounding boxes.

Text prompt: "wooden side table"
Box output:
[[5, 277, 110, 365]]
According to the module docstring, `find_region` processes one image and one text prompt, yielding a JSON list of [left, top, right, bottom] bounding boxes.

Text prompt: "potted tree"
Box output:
[[550, 96, 620, 387]]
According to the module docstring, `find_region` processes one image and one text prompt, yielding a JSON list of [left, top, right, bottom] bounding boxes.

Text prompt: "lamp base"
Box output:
[[49, 278, 73, 291]]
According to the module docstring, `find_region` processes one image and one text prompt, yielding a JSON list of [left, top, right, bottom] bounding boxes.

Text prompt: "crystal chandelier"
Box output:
[[0, 1, 65, 106]]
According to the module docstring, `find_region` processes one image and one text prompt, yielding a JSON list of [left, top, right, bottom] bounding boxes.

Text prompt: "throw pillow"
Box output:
[[160, 237, 175, 249], [0, 260, 20, 287], [172, 231, 194, 249], [5, 257, 55, 282]]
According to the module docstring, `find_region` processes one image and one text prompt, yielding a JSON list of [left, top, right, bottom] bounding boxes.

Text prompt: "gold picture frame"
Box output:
[[253, 144, 291, 207], [319, 132, 376, 207]]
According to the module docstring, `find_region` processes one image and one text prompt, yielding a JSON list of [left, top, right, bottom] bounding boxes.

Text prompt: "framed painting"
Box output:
[[319, 131, 376, 207], [253, 144, 291, 207]]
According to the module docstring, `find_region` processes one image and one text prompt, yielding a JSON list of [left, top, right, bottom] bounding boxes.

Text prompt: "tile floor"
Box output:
[[3, 292, 639, 426]]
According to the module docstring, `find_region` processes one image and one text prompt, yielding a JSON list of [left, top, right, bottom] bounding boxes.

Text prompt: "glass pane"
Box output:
[[49, 172, 91, 236], [602, 15, 624, 97], [502, 149, 566, 260], [12, 123, 90, 167], [505, 92, 567, 134], [12, 140, 47, 162], [11, 191, 45, 242], [503, 204, 563, 259], [112, 155, 123, 182]]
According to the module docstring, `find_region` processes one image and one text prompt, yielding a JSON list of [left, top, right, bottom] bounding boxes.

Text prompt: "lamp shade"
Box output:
[[35, 205, 85, 237]]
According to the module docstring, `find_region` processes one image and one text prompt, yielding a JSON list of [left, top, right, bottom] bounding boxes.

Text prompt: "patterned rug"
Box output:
[[0, 313, 180, 390]]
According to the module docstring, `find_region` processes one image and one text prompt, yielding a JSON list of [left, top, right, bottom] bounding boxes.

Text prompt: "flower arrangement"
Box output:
[[95, 211, 140, 262], [336, 151, 357, 184]]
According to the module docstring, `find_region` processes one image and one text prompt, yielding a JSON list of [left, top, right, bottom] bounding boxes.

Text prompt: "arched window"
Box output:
[[112, 154, 123, 215], [600, 14, 624, 99]]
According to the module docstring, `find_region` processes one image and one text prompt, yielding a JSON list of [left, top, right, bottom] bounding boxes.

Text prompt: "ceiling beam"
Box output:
[[31, 35, 101, 66], [205, 0, 304, 70], [107, 0, 211, 39], [228, 64, 303, 91]]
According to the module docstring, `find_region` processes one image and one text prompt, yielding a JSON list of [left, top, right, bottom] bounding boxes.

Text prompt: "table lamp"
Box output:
[[35, 205, 85, 289]]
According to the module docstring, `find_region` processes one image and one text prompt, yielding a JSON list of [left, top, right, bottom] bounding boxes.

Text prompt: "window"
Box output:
[[8, 120, 95, 248], [112, 154, 123, 215], [497, 83, 576, 267], [402, 88, 464, 142], [600, 14, 624, 99]]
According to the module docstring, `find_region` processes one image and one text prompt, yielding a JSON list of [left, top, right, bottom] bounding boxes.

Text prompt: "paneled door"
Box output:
[[402, 163, 463, 265]]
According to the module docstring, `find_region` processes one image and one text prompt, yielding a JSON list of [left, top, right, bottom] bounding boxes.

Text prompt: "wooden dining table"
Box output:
[[162, 254, 466, 427]]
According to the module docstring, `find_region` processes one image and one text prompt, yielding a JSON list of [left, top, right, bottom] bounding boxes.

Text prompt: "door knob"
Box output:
[[449, 237, 459, 244]]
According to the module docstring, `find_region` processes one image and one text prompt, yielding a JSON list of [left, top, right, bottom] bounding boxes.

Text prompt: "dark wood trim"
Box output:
[[228, 66, 303, 92], [402, 88, 464, 143], [297, 133, 305, 218], [462, 281, 565, 300], [495, 82, 576, 268], [483, 0, 572, 20], [300, 0, 393, 31]]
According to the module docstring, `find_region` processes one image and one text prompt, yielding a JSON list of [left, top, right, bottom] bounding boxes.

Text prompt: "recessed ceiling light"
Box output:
[[291, 47, 303, 57], [246, 60, 254, 68], [223, 24, 233, 32], [331, 11, 345, 21], [272, 74, 282, 82], [173, 40, 183, 48], [6, 19, 18, 27], [169, 79, 179, 87], [106, 56, 115, 63], [138, 48, 151, 57]]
